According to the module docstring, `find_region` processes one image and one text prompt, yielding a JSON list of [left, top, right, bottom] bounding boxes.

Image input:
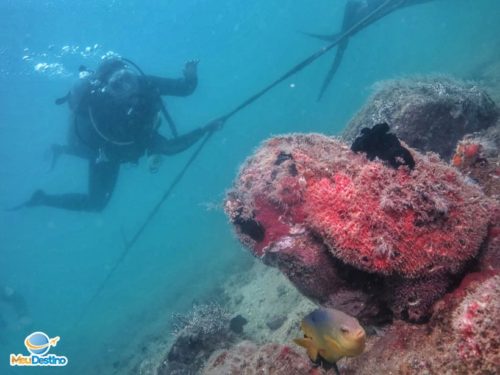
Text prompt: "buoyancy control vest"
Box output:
[[57, 57, 166, 163]]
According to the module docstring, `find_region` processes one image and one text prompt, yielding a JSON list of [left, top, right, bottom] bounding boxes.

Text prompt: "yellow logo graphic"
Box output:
[[24, 332, 60, 355], [10, 331, 68, 367]]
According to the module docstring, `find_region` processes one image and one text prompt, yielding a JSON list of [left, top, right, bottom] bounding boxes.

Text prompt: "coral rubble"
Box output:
[[225, 133, 493, 322], [342, 77, 498, 159]]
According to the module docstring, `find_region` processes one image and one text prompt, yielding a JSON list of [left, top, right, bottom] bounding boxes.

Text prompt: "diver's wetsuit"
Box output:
[[26, 59, 216, 212], [316, 0, 362, 100]]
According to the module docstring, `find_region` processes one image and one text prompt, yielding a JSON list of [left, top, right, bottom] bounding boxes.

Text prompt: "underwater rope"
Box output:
[[75, 0, 393, 327]]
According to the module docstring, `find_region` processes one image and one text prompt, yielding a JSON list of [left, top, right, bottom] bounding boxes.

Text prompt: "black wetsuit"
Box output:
[[28, 63, 213, 212]]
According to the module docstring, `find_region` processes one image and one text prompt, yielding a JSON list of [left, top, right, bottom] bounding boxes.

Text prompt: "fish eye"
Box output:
[[340, 326, 350, 334]]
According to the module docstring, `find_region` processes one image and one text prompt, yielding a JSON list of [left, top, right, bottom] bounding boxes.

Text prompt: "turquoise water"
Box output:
[[1, 0, 499, 373]]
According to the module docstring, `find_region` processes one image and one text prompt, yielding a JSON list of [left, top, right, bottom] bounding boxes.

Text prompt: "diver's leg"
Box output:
[[48, 115, 98, 170], [48, 142, 97, 171], [314, 0, 361, 101], [342, 0, 365, 30], [317, 39, 348, 101], [318, 0, 399, 100], [87, 159, 120, 211], [302, 1, 363, 42], [25, 192, 89, 211], [26, 160, 120, 212]]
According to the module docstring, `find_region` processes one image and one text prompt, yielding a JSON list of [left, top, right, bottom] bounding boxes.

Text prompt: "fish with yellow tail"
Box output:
[[294, 308, 366, 375]]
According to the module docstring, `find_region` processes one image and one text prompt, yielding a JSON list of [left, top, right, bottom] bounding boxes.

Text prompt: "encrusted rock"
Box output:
[[203, 341, 334, 375], [158, 303, 234, 375], [343, 272, 500, 374], [225, 133, 493, 322], [342, 77, 498, 159], [452, 122, 500, 199]]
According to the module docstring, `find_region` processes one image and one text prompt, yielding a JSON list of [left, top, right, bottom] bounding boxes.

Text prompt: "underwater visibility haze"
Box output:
[[1, 0, 499, 374]]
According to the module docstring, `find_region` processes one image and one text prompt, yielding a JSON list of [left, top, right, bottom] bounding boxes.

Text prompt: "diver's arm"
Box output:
[[147, 60, 199, 97], [148, 118, 223, 156], [149, 129, 206, 155]]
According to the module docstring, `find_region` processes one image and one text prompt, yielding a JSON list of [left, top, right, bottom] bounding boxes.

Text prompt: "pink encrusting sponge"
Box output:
[[302, 152, 487, 278], [225, 134, 494, 322]]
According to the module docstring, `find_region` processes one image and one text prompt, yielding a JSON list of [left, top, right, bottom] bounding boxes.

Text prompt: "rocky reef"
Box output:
[[133, 75, 499, 375], [203, 341, 327, 375], [341, 271, 500, 375], [342, 77, 498, 159], [218, 128, 499, 374], [216, 74, 500, 374], [156, 303, 238, 375], [452, 122, 500, 199], [201, 268, 499, 375], [225, 133, 494, 323]]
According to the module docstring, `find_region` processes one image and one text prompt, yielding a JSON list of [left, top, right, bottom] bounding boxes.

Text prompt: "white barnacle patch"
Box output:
[[269, 236, 295, 253]]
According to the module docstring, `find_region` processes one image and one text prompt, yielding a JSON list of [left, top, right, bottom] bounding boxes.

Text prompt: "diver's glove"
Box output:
[[183, 59, 199, 80]]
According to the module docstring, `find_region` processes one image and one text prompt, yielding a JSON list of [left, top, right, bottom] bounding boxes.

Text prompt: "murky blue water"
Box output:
[[1, 0, 499, 373]]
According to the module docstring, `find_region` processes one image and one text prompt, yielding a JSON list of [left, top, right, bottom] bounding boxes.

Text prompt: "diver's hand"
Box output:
[[204, 118, 225, 133], [183, 59, 199, 80]]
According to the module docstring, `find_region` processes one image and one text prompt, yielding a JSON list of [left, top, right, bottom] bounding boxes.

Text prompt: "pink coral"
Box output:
[[341, 272, 499, 375], [452, 274, 500, 366], [225, 133, 494, 321], [302, 152, 487, 277]]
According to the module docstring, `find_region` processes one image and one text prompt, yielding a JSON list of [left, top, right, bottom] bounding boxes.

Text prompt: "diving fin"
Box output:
[[300, 31, 340, 42]]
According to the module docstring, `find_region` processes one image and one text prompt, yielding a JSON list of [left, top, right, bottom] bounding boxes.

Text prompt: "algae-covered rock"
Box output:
[[343, 272, 500, 375], [225, 133, 494, 322], [342, 77, 498, 159], [203, 341, 334, 375]]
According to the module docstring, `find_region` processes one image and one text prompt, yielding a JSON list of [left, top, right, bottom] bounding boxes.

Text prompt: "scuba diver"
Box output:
[[0, 285, 32, 331], [304, 0, 435, 100], [17, 55, 222, 212]]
